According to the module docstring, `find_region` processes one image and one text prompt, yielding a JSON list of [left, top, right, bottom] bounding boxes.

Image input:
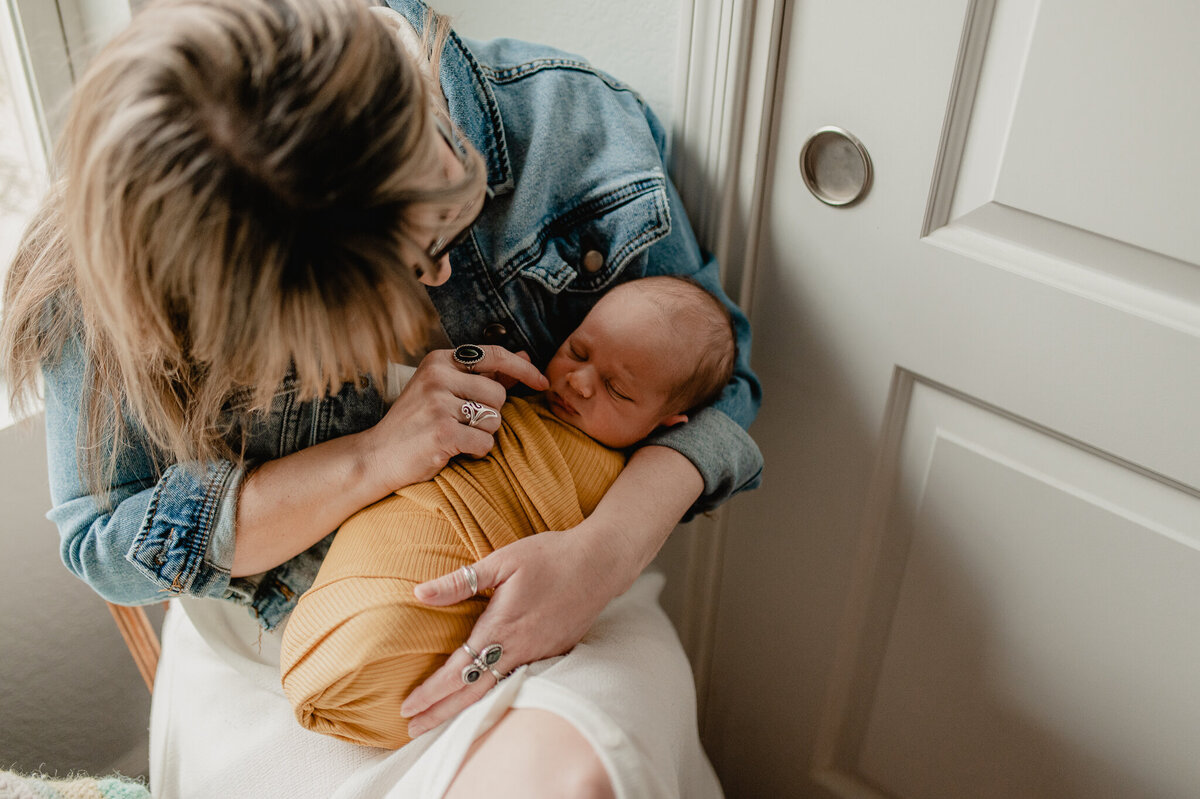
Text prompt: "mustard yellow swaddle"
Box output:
[[279, 396, 626, 748]]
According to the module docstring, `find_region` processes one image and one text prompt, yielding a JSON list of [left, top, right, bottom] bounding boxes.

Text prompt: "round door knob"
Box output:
[[799, 126, 872, 207]]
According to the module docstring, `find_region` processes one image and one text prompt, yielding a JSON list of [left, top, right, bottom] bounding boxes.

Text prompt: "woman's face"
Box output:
[[371, 7, 487, 288], [403, 120, 487, 287]]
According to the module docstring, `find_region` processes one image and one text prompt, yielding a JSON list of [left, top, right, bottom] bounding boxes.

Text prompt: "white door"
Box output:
[[703, 1, 1200, 796]]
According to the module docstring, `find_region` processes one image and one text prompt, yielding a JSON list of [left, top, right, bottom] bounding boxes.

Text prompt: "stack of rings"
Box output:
[[461, 643, 504, 684], [453, 345, 500, 427]]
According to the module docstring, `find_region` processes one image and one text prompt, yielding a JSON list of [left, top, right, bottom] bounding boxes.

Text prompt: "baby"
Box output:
[[279, 275, 736, 748]]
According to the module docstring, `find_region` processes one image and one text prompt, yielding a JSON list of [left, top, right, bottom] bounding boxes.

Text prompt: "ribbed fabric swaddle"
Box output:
[[279, 396, 626, 748]]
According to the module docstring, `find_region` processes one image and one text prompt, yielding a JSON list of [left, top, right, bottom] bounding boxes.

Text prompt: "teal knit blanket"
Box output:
[[0, 770, 151, 799]]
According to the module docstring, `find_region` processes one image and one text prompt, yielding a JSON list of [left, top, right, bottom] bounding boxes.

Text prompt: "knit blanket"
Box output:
[[0, 770, 150, 799]]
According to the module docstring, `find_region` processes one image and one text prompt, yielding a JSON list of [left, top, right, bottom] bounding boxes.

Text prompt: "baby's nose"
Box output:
[[566, 370, 593, 399]]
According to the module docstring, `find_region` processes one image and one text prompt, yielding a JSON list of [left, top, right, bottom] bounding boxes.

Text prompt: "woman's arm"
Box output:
[[399, 444, 702, 735], [230, 347, 550, 577], [231, 361, 500, 575], [45, 337, 545, 602], [231, 426, 410, 577]]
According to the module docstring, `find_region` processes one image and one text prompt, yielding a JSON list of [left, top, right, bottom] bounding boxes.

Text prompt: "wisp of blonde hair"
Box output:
[[1, 0, 482, 498]]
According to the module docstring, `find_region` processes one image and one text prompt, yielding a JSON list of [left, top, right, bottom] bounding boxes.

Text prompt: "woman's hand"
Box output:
[[400, 525, 622, 735], [399, 445, 704, 737], [232, 346, 545, 577], [363, 346, 547, 491]]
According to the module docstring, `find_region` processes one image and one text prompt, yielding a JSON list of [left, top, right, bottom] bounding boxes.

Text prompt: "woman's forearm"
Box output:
[[579, 444, 704, 593], [231, 428, 391, 577], [231, 348, 541, 578]]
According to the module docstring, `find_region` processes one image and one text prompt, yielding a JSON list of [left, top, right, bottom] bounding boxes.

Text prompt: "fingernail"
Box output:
[[408, 722, 425, 737]]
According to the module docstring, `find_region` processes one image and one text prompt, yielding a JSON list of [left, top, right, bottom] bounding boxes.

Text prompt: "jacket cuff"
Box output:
[[644, 406, 763, 517], [126, 460, 244, 597]]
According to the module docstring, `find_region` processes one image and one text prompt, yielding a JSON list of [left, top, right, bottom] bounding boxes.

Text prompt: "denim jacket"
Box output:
[[41, 0, 763, 630]]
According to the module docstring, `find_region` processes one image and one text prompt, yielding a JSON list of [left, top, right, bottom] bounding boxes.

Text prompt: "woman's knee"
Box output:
[[444, 708, 615, 799]]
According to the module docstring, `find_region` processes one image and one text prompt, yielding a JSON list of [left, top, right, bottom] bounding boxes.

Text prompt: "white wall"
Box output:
[[437, 0, 684, 132], [0, 418, 158, 779]]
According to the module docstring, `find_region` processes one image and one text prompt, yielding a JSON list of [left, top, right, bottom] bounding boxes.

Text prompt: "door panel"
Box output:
[[705, 1, 1200, 796], [825, 378, 1200, 799], [992, 2, 1198, 262]]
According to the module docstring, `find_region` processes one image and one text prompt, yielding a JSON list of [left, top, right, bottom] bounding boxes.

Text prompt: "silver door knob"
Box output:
[[799, 126, 872, 207]]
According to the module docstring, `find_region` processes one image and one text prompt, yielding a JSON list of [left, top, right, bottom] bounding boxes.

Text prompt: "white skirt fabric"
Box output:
[[149, 570, 723, 798]]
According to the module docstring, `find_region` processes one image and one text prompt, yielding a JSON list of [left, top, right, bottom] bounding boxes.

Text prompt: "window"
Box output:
[[0, 6, 46, 284], [0, 0, 131, 427], [0, 0, 133, 266]]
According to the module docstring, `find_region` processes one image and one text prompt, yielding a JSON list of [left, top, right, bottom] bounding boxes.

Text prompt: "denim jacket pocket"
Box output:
[[507, 176, 671, 295]]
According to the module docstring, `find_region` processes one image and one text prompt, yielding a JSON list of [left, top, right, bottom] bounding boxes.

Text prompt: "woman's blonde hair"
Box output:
[[1, 0, 481, 495]]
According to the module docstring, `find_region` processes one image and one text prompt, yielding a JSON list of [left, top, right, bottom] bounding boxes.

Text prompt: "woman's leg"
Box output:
[[443, 709, 615, 799], [434, 571, 723, 799]]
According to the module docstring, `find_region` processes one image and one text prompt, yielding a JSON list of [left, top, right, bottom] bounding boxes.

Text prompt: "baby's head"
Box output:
[[545, 276, 736, 448]]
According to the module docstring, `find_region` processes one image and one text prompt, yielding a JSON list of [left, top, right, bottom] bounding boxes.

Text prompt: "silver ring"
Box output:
[[452, 344, 485, 372], [460, 642, 504, 685], [461, 400, 500, 428], [460, 564, 479, 595]]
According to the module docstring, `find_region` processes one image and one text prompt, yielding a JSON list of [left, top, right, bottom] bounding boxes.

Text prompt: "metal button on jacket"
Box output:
[[482, 322, 508, 343], [582, 250, 605, 273]]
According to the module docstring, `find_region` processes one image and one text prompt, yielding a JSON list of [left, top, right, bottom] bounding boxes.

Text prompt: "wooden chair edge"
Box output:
[[105, 602, 163, 694]]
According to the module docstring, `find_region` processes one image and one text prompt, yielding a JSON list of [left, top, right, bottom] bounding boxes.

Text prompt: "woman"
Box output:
[[1, 0, 762, 795]]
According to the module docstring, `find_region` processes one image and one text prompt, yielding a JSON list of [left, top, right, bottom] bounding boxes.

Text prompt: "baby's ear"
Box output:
[[658, 412, 688, 429]]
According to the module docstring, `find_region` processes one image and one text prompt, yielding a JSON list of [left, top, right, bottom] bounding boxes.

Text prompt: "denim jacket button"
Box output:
[[482, 322, 508, 343], [582, 250, 605, 273]]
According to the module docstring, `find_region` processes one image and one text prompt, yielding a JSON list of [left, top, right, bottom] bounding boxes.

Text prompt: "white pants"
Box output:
[[149, 571, 723, 798]]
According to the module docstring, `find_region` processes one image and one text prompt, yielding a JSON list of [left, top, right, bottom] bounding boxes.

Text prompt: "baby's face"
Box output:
[[545, 287, 689, 448]]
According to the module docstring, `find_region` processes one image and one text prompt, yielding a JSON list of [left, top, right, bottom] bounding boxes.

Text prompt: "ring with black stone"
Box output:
[[460, 642, 504, 685], [451, 344, 486, 372]]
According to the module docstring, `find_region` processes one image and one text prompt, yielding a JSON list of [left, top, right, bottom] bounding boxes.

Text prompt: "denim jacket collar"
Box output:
[[385, 0, 514, 196]]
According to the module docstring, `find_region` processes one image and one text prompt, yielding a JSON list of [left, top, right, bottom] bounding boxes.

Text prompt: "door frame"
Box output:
[[665, 0, 788, 728]]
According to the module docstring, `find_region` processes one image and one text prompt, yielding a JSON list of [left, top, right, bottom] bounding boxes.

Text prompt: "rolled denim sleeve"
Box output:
[[42, 333, 240, 605], [124, 459, 242, 596]]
